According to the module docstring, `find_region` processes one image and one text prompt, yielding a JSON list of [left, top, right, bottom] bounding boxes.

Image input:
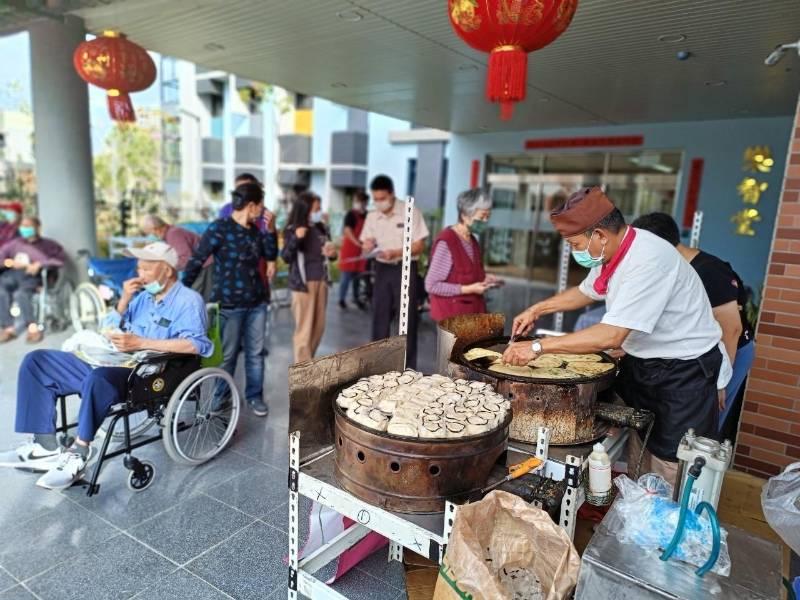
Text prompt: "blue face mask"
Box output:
[[146, 234, 160, 242], [1, 210, 17, 223], [310, 210, 323, 224], [571, 232, 605, 269], [143, 280, 164, 295], [19, 226, 36, 240]]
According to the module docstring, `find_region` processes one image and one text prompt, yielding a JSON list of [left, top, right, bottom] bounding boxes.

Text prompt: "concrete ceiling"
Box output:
[[4, 0, 800, 133]]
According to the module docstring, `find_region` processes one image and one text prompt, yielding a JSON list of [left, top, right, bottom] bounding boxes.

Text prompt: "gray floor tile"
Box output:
[[0, 569, 16, 594], [260, 495, 313, 539], [65, 443, 260, 530], [354, 549, 405, 591], [330, 567, 398, 600], [228, 419, 289, 470], [0, 467, 70, 531], [0, 500, 119, 581], [0, 586, 36, 600], [205, 464, 288, 519], [134, 568, 231, 600], [186, 521, 288, 600], [128, 494, 255, 564], [26, 534, 175, 600]]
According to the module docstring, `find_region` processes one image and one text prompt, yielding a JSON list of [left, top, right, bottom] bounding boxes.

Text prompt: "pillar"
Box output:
[[28, 16, 96, 266], [735, 94, 800, 478]]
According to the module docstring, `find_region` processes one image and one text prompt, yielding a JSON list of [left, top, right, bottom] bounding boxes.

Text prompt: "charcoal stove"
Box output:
[[439, 313, 619, 446]]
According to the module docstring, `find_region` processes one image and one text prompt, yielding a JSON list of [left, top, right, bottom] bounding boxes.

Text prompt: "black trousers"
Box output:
[[372, 261, 419, 369], [615, 345, 722, 461]]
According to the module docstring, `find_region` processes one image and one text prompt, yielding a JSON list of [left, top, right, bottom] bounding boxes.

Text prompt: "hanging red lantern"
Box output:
[[448, 0, 578, 120], [73, 31, 156, 123]]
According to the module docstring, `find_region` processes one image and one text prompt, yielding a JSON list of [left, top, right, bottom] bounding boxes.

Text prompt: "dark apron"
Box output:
[[615, 346, 722, 461]]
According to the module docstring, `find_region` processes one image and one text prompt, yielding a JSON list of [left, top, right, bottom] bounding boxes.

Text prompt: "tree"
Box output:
[[93, 116, 164, 239]]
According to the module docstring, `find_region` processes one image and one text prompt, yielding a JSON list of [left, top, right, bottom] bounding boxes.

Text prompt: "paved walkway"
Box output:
[[0, 294, 441, 600]]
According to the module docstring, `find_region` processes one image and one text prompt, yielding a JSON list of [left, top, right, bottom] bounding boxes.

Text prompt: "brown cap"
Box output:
[[550, 187, 615, 237]]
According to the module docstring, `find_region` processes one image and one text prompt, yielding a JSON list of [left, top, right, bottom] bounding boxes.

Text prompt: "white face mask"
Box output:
[[310, 210, 323, 224], [374, 200, 391, 213]]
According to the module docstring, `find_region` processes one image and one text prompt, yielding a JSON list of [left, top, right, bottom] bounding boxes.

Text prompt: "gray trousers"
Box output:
[[0, 269, 39, 331]]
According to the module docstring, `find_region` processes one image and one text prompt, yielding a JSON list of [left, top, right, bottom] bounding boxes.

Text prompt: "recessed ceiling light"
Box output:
[[538, 97, 550, 103], [337, 9, 363, 22], [458, 63, 479, 71], [478, 125, 489, 131], [737, 108, 750, 115], [331, 82, 348, 88], [704, 79, 727, 87], [204, 42, 225, 52], [658, 33, 687, 43]]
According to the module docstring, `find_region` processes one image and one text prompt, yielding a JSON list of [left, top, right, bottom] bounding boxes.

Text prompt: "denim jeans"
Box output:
[[220, 303, 267, 405], [338, 271, 360, 303], [719, 340, 755, 430]]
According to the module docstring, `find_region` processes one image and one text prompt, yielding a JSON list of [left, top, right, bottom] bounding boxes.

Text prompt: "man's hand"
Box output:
[[25, 262, 41, 276], [512, 306, 538, 337], [362, 238, 377, 253], [295, 226, 308, 239], [718, 389, 726, 412], [266, 261, 277, 282], [503, 341, 536, 366], [461, 281, 492, 295], [121, 277, 143, 300], [108, 331, 143, 353], [378, 248, 401, 261]]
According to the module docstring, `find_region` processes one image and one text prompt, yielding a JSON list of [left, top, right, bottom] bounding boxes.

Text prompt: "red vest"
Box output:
[[429, 227, 487, 322]]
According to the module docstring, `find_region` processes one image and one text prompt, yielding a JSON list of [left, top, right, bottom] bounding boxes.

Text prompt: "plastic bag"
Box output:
[[602, 474, 731, 576], [433, 491, 580, 600], [762, 462, 800, 555]]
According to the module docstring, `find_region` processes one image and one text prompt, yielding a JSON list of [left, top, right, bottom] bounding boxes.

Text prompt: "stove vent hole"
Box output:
[[390, 462, 401, 473], [338, 436, 343, 447], [356, 450, 366, 463], [507, 392, 514, 399], [429, 464, 441, 477]]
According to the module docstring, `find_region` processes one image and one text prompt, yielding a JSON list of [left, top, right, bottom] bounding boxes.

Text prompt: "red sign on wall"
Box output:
[[524, 135, 644, 150], [682, 158, 705, 228], [470, 160, 481, 188]]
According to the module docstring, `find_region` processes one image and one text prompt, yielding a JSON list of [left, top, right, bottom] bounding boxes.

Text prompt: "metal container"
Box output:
[[451, 336, 617, 446], [334, 403, 511, 514]]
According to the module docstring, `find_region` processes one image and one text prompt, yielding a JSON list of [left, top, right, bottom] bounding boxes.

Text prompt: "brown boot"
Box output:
[[0, 328, 16, 343]]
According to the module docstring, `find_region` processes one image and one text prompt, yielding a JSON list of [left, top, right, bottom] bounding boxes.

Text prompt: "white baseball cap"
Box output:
[[124, 241, 179, 270]]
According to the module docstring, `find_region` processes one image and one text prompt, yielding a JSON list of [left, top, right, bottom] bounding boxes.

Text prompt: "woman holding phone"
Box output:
[[425, 188, 500, 322]]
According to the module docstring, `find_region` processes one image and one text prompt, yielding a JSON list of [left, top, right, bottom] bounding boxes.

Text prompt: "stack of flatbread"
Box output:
[[337, 370, 510, 439], [464, 347, 615, 380]]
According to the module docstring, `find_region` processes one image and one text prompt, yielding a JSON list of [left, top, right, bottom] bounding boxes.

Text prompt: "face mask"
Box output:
[[310, 210, 323, 224], [19, 226, 36, 240], [143, 280, 164, 295], [468, 219, 488, 235], [146, 234, 160, 242], [374, 200, 391, 213], [571, 232, 605, 269], [2, 210, 17, 222], [352, 203, 364, 212]]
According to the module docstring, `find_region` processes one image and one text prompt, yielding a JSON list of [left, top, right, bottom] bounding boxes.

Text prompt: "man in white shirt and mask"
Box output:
[[503, 187, 729, 486]]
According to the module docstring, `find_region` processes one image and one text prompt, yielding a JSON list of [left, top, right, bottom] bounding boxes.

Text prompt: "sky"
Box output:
[[0, 31, 163, 155]]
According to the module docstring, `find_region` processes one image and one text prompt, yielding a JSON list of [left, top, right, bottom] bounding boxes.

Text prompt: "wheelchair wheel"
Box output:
[[126, 459, 155, 492], [99, 409, 156, 442], [70, 283, 106, 332], [162, 367, 240, 466]]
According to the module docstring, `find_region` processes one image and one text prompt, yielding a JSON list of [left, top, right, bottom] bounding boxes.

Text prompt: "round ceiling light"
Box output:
[[204, 42, 225, 52], [538, 97, 550, 103], [331, 82, 348, 88], [337, 9, 363, 22], [658, 33, 687, 43], [704, 79, 727, 87], [458, 63, 479, 71]]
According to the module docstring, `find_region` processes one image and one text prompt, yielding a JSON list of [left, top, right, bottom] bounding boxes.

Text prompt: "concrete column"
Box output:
[[415, 142, 446, 212], [29, 15, 96, 264], [222, 74, 235, 189]]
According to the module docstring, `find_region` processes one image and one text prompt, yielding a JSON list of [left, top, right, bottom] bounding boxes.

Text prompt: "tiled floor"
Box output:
[[0, 290, 438, 600]]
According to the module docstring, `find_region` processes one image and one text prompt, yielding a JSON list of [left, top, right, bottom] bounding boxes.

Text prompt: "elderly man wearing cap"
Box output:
[[503, 188, 728, 486], [0, 241, 212, 490]]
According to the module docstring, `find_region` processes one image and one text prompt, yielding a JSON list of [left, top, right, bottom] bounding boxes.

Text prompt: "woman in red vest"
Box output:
[[338, 191, 368, 310], [425, 188, 500, 322]]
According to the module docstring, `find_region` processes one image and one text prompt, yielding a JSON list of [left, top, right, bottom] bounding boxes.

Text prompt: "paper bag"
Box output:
[[433, 491, 580, 600]]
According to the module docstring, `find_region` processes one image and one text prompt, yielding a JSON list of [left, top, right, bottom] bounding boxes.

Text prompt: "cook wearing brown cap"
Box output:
[[501, 186, 727, 488]]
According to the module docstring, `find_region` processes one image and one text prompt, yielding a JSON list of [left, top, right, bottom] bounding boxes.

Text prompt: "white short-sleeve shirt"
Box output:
[[359, 199, 429, 264], [579, 228, 722, 359]]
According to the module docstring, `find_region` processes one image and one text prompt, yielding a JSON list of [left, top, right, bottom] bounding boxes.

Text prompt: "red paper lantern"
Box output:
[[73, 31, 156, 123], [448, 0, 578, 120]]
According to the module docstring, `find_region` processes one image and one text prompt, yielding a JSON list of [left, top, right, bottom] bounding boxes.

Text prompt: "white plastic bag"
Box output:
[[762, 462, 800, 555]]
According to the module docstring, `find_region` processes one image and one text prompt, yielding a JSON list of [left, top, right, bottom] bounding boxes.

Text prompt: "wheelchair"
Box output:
[[7, 266, 73, 333], [69, 252, 138, 332], [55, 351, 240, 496]]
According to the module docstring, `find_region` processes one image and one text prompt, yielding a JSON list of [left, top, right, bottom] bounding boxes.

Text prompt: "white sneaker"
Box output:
[[0, 441, 61, 472], [35, 449, 89, 490]]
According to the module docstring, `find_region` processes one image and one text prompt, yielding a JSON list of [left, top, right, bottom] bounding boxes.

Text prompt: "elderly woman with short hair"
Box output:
[[425, 188, 500, 322]]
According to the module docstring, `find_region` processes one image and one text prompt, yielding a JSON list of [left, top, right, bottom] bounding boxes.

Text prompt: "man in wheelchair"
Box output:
[[0, 241, 213, 490], [0, 216, 66, 343]]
